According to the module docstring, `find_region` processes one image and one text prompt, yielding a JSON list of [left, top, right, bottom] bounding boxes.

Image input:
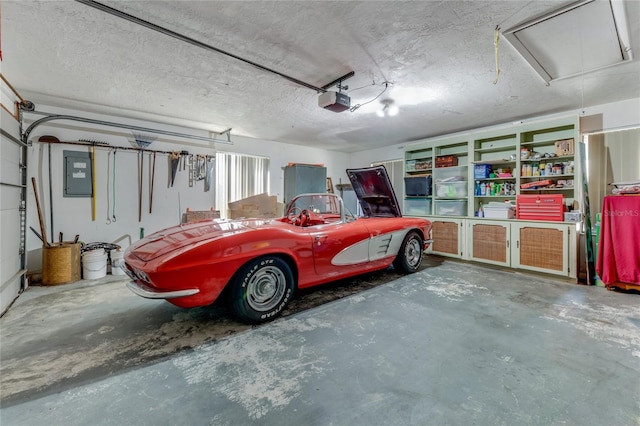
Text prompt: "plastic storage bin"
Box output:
[[563, 211, 582, 222], [433, 165, 467, 182], [404, 175, 432, 196], [404, 198, 432, 216], [435, 181, 468, 198], [435, 200, 467, 216], [483, 202, 515, 219]]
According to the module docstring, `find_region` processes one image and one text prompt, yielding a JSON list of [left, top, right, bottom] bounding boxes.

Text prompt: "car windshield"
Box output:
[[286, 194, 356, 223]]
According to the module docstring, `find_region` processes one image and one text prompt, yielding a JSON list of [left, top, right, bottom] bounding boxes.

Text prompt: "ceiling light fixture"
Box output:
[[377, 99, 399, 117]]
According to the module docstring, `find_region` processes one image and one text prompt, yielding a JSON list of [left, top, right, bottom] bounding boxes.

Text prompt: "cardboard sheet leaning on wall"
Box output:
[[228, 193, 283, 219]]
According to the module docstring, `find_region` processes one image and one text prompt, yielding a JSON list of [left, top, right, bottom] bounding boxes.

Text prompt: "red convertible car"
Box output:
[[123, 166, 432, 323]]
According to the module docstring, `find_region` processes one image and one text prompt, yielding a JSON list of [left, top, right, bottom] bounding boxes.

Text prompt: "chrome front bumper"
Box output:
[[126, 281, 199, 299]]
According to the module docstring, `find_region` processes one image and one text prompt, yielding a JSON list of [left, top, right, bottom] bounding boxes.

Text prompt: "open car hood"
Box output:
[[347, 165, 401, 218]]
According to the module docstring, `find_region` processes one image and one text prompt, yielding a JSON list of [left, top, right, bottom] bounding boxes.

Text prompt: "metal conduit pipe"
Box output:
[[21, 111, 233, 145]]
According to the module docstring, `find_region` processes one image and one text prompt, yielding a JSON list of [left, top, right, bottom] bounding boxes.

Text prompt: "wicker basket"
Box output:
[[42, 242, 81, 285]]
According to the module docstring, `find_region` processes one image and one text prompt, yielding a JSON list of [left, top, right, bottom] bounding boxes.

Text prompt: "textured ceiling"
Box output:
[[3, 1, 640, 152]]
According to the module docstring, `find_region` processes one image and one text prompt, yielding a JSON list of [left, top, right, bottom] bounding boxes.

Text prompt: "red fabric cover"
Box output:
[[596, 195, 640, 285]]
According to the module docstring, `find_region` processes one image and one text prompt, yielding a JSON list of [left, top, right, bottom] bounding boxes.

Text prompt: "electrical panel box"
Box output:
[[64, 150, 93, 197]]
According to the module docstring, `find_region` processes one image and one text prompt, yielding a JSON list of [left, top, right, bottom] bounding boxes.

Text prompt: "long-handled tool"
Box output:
[[133, 134, 156, 222], [48, 142, 54, 241], [111, 150, 117, 223], [149, 152, 156, 214], [92, 145, 97, 221], [30, 226, 44, 243], [38, 135, 59, 241], [138, 150, 143, 222], [31, 177, 50, 247], [106, 150, 112, 225]]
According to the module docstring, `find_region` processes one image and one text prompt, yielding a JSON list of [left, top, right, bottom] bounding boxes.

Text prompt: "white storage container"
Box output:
[[404, 198, 432, 216], [435, 200, 467, 216], [433, 165, 468, 181], [564, 211, 582, 222], [483, 202, 515, 219], [435, 181, 468, 198]]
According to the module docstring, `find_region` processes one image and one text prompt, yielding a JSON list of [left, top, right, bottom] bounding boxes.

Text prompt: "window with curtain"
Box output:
[[215, 152, 270, 218]]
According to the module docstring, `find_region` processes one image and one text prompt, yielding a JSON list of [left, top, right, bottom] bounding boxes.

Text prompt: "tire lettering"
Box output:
[[259, 288, 292, 319]]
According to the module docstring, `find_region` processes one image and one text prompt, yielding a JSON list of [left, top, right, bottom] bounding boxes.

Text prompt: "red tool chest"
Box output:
[[516, 194, 565, 221]]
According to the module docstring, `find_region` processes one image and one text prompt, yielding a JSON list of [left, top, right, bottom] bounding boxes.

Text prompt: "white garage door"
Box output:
[[1, 106, 27, 315]]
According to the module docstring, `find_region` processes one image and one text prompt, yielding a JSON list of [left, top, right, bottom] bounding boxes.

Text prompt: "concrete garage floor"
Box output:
[[1, 259, 639, 425]]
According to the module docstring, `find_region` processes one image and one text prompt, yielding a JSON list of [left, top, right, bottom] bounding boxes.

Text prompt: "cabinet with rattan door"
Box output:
[[467, 219, 511, 267], [511, 222, 574, 277], [427, 217, 466, 259], [466, 219, 575, 277]]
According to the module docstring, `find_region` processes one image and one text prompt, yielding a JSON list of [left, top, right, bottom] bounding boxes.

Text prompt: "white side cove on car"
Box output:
[[331, 229, 409, 266]]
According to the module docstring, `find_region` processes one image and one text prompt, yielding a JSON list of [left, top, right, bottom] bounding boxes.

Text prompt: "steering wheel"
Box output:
[[299, 209, 310, 227], [287, 207, 302, 225]]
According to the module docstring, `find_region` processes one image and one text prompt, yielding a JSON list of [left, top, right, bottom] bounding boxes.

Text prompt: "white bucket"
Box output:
[[82, 249, 107, 280], [110, 250, 126, 276]]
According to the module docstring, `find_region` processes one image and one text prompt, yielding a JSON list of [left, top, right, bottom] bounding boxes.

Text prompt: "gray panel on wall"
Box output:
[[284, 164, 327, 205], [64, 150, 93, 197]]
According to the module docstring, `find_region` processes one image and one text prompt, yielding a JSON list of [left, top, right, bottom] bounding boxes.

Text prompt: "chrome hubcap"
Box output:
[[247, 266, 286, 312], [406, 237, 422, 267]]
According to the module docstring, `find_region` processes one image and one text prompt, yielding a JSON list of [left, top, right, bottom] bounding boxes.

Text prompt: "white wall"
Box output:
[[346, 97, 640, 168], [23, 105, 348, 270], [345, 144, 406, 171], [218, 134, 350, 201], [580, 97, 640, 132]]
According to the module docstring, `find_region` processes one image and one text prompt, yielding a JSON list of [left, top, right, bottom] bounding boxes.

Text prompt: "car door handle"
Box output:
[[315, 235, 328, 245]]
